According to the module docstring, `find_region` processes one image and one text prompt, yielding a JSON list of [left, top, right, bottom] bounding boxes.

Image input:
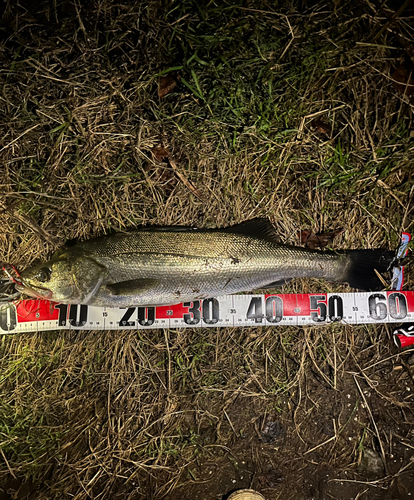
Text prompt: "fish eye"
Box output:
[[35, 267, 52, 283]]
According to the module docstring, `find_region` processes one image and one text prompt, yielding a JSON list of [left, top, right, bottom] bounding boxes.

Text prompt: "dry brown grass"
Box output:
[[0, 0, 414, 499]]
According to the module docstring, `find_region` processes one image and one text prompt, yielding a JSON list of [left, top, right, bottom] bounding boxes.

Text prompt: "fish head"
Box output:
[[16, 254, 79, 303], [16, 251, 107, 304]]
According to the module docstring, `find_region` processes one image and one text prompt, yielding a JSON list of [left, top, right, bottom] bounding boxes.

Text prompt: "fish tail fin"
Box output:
[[343, 249, 396, 291]]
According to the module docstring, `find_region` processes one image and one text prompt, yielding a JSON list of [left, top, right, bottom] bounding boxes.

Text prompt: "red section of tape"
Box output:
[[156, 302, 198, 319], [16, 300, 59, 322], [396, 291, 414, 310], [265, 293, 301, 316]]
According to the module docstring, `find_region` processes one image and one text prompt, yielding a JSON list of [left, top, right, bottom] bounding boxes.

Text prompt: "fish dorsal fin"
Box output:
[[222, 218, 280, 243]]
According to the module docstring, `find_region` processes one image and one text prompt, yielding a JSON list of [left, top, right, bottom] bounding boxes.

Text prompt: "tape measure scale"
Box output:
[[1, 291, 413, 336]]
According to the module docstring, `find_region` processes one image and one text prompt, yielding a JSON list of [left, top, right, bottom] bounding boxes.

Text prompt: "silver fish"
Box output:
[[16, 219, 394, 307]]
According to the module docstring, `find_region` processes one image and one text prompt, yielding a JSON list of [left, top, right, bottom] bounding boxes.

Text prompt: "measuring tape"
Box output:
[[1, 291, 413, 344], [1, 233, 411, 346]]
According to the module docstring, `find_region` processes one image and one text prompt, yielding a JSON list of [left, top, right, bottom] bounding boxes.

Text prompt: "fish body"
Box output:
[[16, 219, 394, 307]]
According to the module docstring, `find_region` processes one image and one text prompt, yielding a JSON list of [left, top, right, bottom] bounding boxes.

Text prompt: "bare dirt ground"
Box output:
[[0, 1, 413, 499]]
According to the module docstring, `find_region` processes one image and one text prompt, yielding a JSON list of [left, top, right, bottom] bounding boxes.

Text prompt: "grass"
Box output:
[[0, 0, 414, 499]]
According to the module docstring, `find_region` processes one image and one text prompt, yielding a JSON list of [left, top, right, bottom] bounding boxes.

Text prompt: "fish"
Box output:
[[15, 219, 395, 307]]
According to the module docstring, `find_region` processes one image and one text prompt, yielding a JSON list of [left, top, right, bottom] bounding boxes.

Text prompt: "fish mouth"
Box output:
[[15, 282, 53, 300]]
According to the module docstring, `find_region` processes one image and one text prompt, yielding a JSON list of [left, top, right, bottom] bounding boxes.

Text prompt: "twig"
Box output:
[[0, 124, 41, 153], [372, 0, 413, 42], [354, 375, 388, 475], [304, 434, 336, 455], [0, 448, 17, 479], [168, 157, 204, 201], [164, 330, 172, 394], [223, 409, 237, 437], [12, 210, 63, 246], [359, 348, 414, 372]]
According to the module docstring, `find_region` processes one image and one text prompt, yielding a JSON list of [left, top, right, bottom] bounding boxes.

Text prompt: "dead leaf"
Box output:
[[392, 65, 414, 97], [311, 118, 332, 136], [151, 146, 170, 162], [298, 228, 344, 249], [150, 146, 175, 190], [158, 73, 180, 99]]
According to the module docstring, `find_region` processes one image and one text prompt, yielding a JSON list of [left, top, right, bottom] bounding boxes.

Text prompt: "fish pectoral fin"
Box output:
[[258, 278, 293, 289], [106, 279, 160, 296]]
